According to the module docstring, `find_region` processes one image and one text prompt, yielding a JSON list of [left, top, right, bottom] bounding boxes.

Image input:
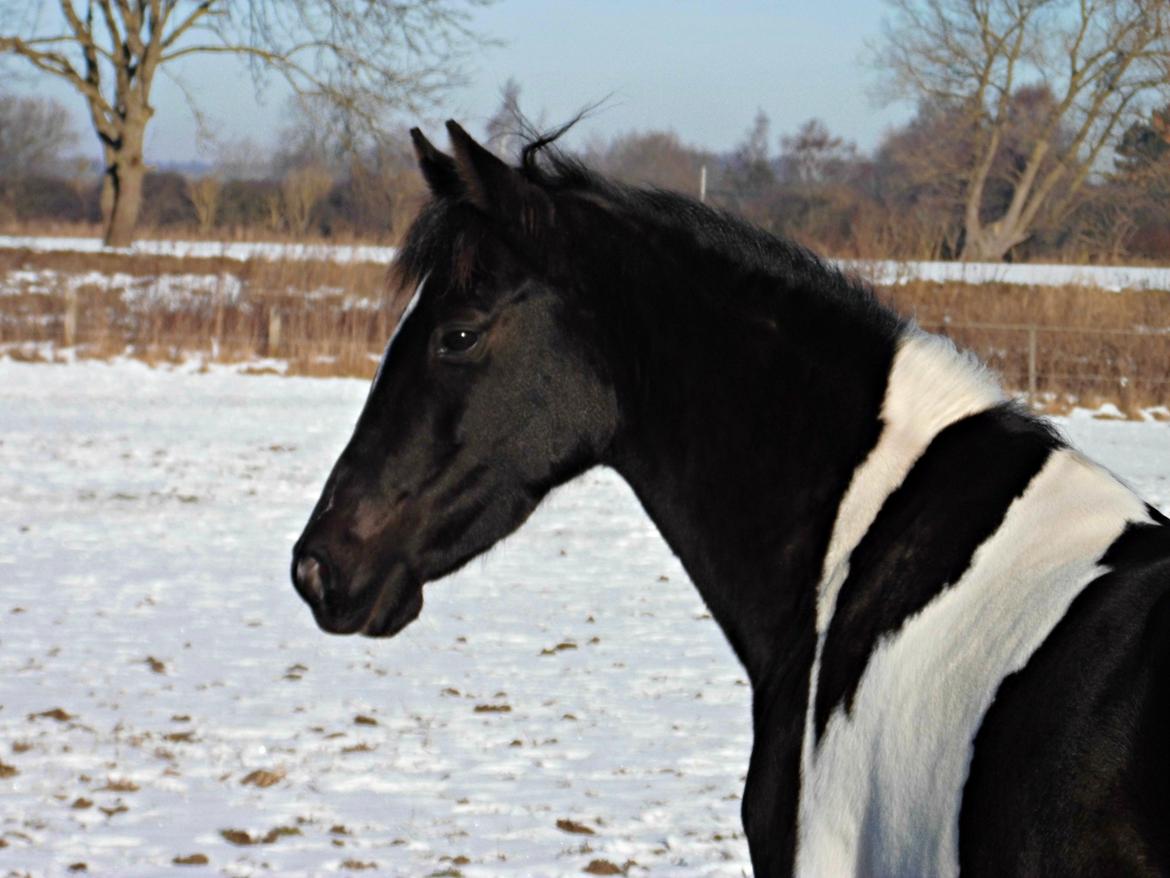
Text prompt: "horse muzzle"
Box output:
[[290, 546, 423, 638]]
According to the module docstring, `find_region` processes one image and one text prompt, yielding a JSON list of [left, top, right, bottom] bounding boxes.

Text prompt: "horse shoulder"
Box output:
[[960, 522, 1170, 875], [799, 448, 1155, 876]]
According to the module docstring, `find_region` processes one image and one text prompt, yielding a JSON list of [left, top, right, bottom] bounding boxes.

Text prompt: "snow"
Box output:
[[839, 259, 1170, 293], [0, 236, 398, 265], [0, 268, 244, 307], [0, 360, 751, 877], [2, 236, 1168, 290], [1, 360, 1167, 877]]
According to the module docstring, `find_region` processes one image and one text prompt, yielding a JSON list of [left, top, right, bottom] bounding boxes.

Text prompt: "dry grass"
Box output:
[[0, 248, 402, 378], [0, 221, 101, 239], [2, 247, 1169, 411], [0, 219, 398, 247], [879, 280, 1170, 413]]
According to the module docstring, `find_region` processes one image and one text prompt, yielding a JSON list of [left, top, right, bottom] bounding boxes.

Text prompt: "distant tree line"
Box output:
[[586, 98, 1170, 263], [560, 0, 1170, 265], [2, 0, 1167, 256], [0, 93, 430, 241], [0, 0, 489, 246], [1, 89, 1168, 261]]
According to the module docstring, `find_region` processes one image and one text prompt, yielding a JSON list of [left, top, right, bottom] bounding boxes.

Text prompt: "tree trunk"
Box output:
[[961, 219, 1026, 262], [961, 231, 1005, 261], [102, 121, 147, 248], [99, 145, 116, 231], [104, 161, 145, 247]]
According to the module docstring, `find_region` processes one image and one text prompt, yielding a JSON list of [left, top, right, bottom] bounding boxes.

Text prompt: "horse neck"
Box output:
[[601, 267, 1002, 685]]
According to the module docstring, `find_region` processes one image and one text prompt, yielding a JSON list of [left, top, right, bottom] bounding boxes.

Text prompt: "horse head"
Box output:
[[291, 122, 619, 637]]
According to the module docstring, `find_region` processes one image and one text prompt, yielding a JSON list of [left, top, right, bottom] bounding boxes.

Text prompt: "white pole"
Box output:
[[63, 287, 78, 347], [1027, 325, 1038, 404], [699, 164, 708, 204], [269, 307, 283, 356]]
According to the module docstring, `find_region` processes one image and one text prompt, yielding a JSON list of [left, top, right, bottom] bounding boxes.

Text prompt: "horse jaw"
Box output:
[[359, 585, 424, 638]]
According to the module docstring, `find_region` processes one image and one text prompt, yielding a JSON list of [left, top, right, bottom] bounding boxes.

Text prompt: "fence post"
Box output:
[[268, 307, 282, 356], [1027, 325, 1038, 404], [212, 301, 224, 358], [63, 287, 78, 347]]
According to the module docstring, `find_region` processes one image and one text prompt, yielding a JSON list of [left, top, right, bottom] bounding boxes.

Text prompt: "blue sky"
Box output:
[[453, 1, 911, 151], [14, 1, 914, 163]]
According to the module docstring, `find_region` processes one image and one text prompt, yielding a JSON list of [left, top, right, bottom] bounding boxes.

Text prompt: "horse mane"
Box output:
[[394, 124, 904, 346]]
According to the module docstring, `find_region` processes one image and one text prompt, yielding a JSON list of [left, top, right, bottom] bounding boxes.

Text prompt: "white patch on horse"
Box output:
[[796, 447, 1147, 876], [800, 331, 1004, 825], [370, 272, 427, 391], [345, 273, 428, 535], [815, 331, 1004, 633]]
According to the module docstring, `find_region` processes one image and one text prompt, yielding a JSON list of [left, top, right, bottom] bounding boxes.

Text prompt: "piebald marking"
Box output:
[[814, 331, 1004, 632], [797, 330, 1147, 875]]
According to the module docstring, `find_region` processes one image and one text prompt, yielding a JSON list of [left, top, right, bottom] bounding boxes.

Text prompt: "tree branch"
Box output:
[[161, 0, 214, 49]]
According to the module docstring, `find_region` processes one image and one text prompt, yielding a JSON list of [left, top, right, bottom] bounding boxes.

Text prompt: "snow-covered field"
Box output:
[[0, 360, 751, 878], [2, 360, 1169, 877], [3, 235, 1169, 291], [0, 236, 398, 266], [839, 258, 1170, 292], [0, 268, 246, 306]]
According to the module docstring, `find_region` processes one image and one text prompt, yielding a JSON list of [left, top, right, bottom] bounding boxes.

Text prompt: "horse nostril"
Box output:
[[293, 552, 330, 603]]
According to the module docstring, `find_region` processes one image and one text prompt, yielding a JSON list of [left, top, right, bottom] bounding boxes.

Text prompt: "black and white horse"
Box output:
[[291, 122, 1170, 876]]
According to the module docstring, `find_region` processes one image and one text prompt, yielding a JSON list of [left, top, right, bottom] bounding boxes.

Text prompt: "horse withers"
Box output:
[[292, 121, 1170, 876]]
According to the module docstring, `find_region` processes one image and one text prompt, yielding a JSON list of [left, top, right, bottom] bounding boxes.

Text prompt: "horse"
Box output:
[[291, 121, 1170, 876]]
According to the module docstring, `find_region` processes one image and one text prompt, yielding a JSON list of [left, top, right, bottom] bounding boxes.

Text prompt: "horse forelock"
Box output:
[[391, 198, 491, 301]]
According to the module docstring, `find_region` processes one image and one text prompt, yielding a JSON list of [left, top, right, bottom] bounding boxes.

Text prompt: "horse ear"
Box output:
[[410, 127, 463, 199], [445, 119, 552, 233]]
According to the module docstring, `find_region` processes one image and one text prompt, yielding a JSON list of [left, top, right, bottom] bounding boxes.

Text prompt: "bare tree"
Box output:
[[1105, 103, 1170, 255], [484, 77, 524, 157], [874, 0, 1170, 261], [721, 110, 780, 231], [1, 1, 491, 246], [1115, 103, 1170, 179], [280, 164, 332, 235], [868, 91, 1073, 258], [263, 190, 283, 234], [184, 173, 220, 233], [343, 134, 429, 240], [587, 129, 711, 195], [0, 93, 78, 177], [271, 96, 346, 179], [778, 119, 858, 186]]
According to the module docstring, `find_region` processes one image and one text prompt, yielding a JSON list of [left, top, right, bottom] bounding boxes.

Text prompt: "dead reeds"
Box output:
[[2, 248, 1168, 412], [0, 247, 399, 377], [879, 280, 1170, 413]]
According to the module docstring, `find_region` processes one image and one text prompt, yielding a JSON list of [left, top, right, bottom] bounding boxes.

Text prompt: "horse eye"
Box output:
[[439, 328, 480, 354]]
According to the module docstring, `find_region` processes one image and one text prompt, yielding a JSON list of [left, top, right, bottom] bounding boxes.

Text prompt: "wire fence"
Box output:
[[921, 321, 1170, 407], [7, 296, 1170, 408], [95, 320, 1170, 407]]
